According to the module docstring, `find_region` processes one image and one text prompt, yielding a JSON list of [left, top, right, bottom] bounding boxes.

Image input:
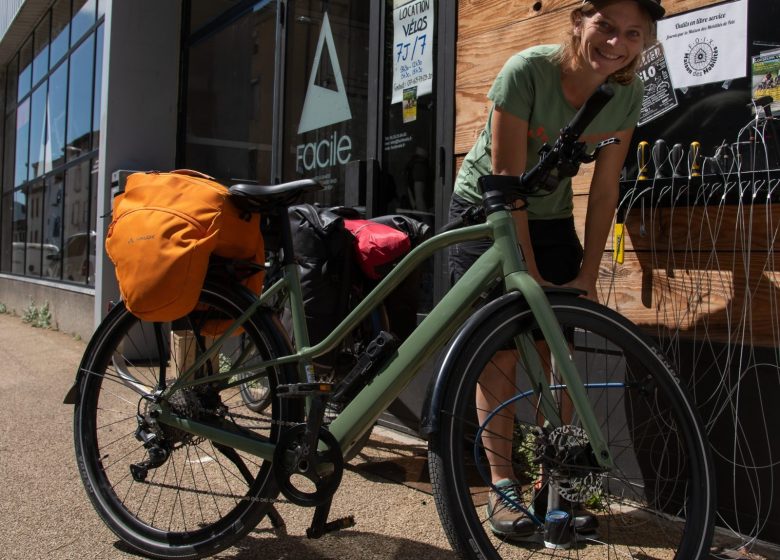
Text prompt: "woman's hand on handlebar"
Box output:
[[562, 274, 598, 303]]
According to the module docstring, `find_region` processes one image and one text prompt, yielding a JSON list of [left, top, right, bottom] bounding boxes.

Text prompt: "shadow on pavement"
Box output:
[[114, 529, 454, 559]]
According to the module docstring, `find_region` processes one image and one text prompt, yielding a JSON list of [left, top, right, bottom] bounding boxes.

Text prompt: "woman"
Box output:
[[448, 0, 664, 540]]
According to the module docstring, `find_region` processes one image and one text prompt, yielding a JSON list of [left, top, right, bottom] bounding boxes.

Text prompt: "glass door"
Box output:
[[280, 1, 371, 207]]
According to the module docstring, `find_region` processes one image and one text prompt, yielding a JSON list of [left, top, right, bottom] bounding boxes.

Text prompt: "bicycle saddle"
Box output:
[[229, 179, 323, 212]]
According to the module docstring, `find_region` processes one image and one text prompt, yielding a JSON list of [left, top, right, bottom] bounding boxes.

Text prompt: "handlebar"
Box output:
[[567, 83, 615, 138], [440, 84, 616, 233], [477, 83, 616, 209]]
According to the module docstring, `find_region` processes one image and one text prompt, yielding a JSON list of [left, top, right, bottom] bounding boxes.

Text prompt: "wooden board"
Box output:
[[596, 251, 780, 347]]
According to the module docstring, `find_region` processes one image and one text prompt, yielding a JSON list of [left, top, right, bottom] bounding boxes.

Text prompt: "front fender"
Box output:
[[419, 287, 582, 436]]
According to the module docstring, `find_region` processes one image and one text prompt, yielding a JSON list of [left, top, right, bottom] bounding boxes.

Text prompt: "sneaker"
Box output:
[[531, 483, 599, 534], [486, 479, 537, 539]]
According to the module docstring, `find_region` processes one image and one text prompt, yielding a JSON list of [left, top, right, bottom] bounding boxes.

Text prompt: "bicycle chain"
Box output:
[[143, 409, 305, 507]]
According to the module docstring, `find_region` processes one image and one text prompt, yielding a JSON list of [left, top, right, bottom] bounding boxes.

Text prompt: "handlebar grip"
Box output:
[[567, 84, 615, 137]]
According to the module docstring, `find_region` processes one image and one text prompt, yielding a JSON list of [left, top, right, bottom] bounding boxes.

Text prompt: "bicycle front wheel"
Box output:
[[73, 283, 300, 559], [429, 295, 714, 559]]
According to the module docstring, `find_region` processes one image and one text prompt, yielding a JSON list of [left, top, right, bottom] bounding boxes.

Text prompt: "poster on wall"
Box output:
[[656, 0, 748, 89], [637, 42, 678, 126], [751, 48, 780, 114], [392, 0, 434, 104]]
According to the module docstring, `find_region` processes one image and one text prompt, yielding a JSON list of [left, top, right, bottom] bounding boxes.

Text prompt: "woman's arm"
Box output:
[[565, 127, 635, 301], [492, 107, 547, 283]]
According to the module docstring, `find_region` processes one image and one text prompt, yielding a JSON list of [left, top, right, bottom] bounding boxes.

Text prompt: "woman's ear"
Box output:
[[571, 10, 583, 36]]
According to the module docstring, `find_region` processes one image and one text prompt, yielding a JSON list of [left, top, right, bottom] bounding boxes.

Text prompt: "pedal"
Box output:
[[276, 382, 334, 398]]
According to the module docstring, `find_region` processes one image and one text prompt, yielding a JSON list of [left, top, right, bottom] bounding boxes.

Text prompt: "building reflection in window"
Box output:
[[0, 3, 102, 285], [184, 0, 276, 183]]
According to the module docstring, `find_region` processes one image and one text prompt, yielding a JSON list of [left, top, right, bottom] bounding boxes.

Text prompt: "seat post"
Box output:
[[277, 206, 297, 267]]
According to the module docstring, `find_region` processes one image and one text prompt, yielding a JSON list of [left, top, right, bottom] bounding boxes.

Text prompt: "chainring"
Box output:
[[272, 424, 344, 507]]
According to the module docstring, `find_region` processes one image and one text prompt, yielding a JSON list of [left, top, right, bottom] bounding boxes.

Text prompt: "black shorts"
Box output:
[[448, 194, 583, 287]]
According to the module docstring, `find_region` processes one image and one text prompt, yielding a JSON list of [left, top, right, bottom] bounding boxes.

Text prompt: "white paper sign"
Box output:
[[392, 0, 434, 104], [657, 0, 747, 89]]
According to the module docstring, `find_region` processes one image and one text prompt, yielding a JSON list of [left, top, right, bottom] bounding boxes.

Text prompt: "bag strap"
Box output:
[[170, 169, 217, 180]]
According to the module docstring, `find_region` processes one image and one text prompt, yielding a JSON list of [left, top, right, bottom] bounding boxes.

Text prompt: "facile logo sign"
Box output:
[[296, 12, 353, 172]]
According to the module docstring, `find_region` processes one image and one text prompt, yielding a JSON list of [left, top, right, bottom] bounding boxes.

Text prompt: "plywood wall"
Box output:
[[455, 0, 776, 344]]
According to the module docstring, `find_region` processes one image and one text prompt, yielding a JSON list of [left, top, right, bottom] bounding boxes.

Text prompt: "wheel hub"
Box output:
[[537, 425, 605, 503]]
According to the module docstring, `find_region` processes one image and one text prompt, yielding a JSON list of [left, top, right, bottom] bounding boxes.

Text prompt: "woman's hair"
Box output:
[[553, 0, 657, 85]]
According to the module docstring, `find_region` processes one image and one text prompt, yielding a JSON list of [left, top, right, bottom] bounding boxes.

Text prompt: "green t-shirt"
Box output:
[[454, 44, 643, 219]]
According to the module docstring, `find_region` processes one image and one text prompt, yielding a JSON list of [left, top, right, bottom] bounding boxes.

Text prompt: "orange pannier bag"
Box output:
[[105, 169, 264, 323]]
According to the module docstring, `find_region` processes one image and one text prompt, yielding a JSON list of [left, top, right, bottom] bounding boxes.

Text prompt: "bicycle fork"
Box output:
[[505, 272, 615, 472]]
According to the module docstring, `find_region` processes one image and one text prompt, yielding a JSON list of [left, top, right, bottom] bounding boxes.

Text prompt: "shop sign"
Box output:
[[657, 0, 747, 89], [391, 0, 434, 103], [637, 43, 678, 126], [296, 12, 353, 177]]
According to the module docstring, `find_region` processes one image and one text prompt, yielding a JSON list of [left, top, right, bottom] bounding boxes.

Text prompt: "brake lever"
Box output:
[[580, 137, 621, 164]]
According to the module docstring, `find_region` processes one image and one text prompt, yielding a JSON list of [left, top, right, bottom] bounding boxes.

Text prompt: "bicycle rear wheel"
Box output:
[[73, 283, 300, 559], [429, 295, 714, 559]]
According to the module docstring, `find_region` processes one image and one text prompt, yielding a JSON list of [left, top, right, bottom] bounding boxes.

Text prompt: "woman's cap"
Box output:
[[586, 0, 665, 21]]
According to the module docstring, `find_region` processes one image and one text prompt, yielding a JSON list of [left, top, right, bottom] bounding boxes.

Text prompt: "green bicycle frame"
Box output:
[[156, 205, 615, 471]]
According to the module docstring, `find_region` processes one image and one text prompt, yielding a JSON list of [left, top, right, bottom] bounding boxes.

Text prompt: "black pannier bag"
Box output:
[[280, 204, 430, 377], [287, 204, 359, 352]]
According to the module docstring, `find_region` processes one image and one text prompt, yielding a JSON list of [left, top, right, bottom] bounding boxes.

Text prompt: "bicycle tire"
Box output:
[[429, 294, 714, 559], [73, 283, 301, 559]]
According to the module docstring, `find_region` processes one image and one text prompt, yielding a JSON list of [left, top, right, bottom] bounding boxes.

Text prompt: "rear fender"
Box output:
[[63, 281, 291, 405]]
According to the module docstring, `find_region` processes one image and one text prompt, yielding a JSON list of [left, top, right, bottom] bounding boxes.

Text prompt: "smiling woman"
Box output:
[[447, 0, 665, 541]]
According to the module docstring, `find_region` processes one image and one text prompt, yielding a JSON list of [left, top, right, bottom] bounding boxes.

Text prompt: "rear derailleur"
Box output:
[[129, 387, 224, 482]]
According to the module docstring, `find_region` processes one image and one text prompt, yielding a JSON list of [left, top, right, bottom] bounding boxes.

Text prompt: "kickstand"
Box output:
[[306, 499, 355, 539], [265, 505, 286, 533]]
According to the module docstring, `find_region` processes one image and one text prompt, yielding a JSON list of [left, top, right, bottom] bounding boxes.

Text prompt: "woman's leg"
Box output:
[[476, 349, 519, 483]]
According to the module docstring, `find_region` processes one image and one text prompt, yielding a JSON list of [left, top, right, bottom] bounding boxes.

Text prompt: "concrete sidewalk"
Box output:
[[3, 312, 779, 560], [0, 312, 454, 560]]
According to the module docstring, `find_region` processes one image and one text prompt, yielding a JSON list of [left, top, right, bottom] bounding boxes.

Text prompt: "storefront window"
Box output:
[[281, 2, 370, 206], [11, 188, 28, 273], [33, 13, 51, 86], [72, 0, 96, 47], [51, 0, 71, 67], [379, 0, 437, 220], [62, 160, 92, 284], [25, 181, 45, 276], [0, 3, 103, 284], [67, 35, 95, 161], [92, 25, 104, 149], [3, 108, 16, 191], [378, 0, 438, 312], [29, 84, 48, 179], [42, 172, 64, 280], [15, 99, 31, 187], [0, 194, 11, 271], [18, 37, 33, 100], [184, 1, 277, 183], [48, 62, 68, 171]]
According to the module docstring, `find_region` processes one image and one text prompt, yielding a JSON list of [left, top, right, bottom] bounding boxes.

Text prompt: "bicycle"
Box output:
[[65, 84, 715, 559]]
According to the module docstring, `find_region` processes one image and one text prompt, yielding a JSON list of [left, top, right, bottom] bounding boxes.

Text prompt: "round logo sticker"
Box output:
[[683, 37, 719, 77]]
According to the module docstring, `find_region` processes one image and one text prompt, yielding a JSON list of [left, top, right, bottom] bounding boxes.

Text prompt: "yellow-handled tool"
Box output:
[[637, 141, 650, 180]]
